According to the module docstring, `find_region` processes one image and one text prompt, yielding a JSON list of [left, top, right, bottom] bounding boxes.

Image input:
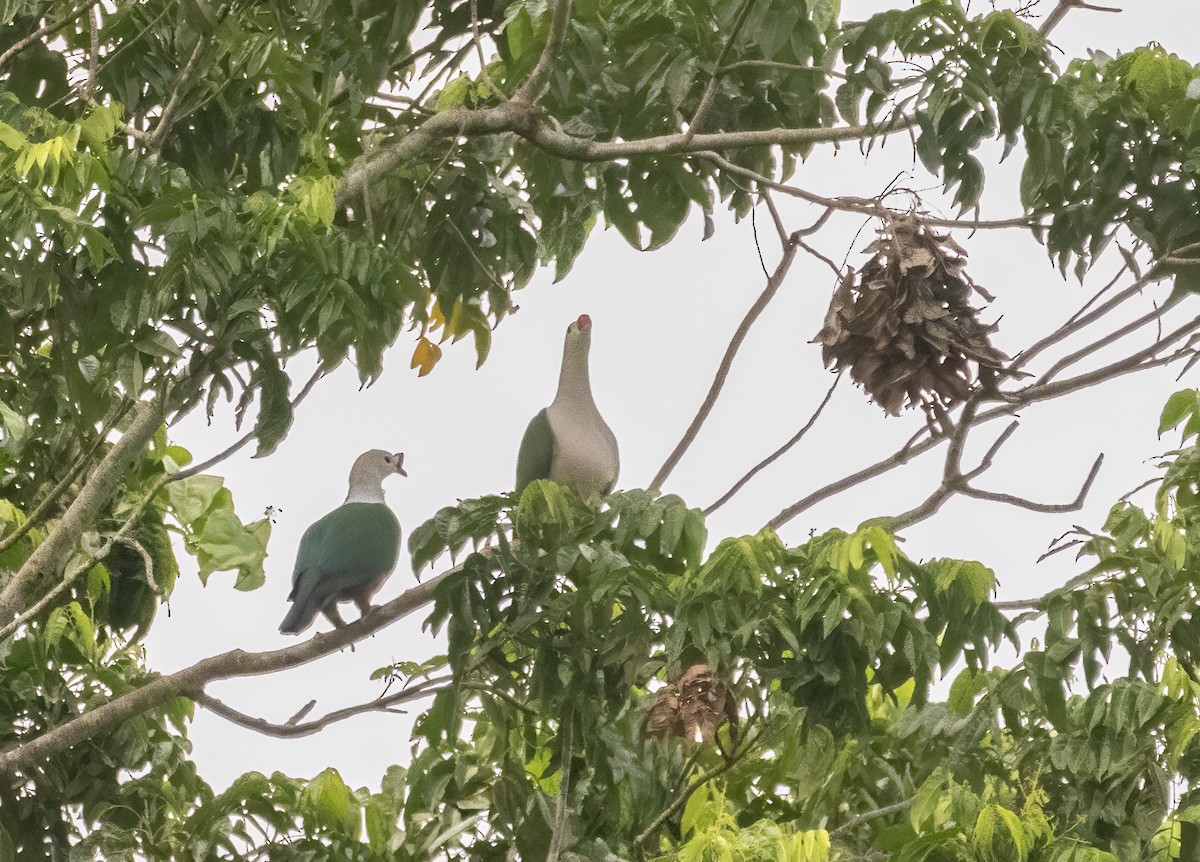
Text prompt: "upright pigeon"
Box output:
[[279, 449, 407, 635], [516, 314, 620, 499]]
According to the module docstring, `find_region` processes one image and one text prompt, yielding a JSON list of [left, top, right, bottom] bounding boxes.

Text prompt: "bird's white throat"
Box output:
[[345, 482, 387, 504]]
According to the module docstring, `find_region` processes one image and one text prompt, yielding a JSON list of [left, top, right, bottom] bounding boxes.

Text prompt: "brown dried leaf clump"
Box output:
[[644, 664, 736, 744], [814, 214, 1008, 416]]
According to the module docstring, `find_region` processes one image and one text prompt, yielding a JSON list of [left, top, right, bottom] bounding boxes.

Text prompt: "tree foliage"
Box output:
[[0, 0, 1199, 859]]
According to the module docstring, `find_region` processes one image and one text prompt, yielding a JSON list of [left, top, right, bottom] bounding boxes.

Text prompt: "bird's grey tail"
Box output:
[[279, 571, 320, 634]]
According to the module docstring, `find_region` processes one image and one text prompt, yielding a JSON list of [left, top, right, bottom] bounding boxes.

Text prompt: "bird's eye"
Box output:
[[384, 455, 393, 464]]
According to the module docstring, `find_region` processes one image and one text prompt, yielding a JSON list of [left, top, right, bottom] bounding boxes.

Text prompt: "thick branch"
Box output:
[[0, 399, 165, 625], [650, 236, 801, 491], [0, 569, 453, 778], [335, 102, 915, 207]]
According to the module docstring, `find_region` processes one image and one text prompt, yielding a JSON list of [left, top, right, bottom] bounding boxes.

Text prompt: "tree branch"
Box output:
[[721, 60, 846, 80], [195, 676, 450, 738], [0, 399, 165, 625], [0, 1, 99, 69], [768, 313, 1200, 531], [1038, 0, 1121, 37], [697, 149, 1046, 230], [704, 372, 841, 516], [649, 235, 801, 491], [961, 453, 1104, 513], [0, 568, 456, 778], [168, 367, 323, 483], [511, 0, 573, 105], [684, 0, 758, 140], [147, 38, 205, 148], [335, 101, 916, 207]]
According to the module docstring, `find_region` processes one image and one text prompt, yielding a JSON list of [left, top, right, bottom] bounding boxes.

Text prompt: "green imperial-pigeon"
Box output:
[[279, 449, 407, 635], [515, 313, 620, 499]]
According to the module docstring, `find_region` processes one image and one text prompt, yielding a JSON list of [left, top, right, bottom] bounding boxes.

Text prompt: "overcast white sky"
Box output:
[[145, 0, 1200, 792]]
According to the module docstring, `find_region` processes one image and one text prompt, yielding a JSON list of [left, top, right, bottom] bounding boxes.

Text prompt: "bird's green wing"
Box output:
[[290, 518, 332, 595], [516, 408, 554, 494]]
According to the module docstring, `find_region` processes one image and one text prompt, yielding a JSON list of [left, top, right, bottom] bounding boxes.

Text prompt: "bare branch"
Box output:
[[704, 372, 842, 516], [993, 598, 1043, 612], [0, 567, 457, 778], [961, 453, 1104, 513], [761, 190, 789, 248], [650, 237, 802, 491], [1034, 302, 1171, 385], [697, 150, 1046, 230], [1039, 0, 1121, 37], [830, 799, 915, 838], [1010, 269, 1148, 373], [769, 311, 1200, 531], [83, 3, 100, 100], [196, 676, 450, 738]]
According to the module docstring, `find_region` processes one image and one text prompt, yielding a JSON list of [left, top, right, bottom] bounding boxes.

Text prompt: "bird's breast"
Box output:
[[546, 403, 619, 498]]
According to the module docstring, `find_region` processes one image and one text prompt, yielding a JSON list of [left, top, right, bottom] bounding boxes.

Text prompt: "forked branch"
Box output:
[[196, 675, 450, 739]]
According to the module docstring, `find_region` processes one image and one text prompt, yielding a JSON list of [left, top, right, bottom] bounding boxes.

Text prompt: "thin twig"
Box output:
[[1011, 270, 1147, 372], [704, 372, 842, 516], [168, 368, 323, 483], [961, 454, 1104, 513], [697, 149, 1045, 230], [0, 1, 99, 68], [196, 676, 450, 738], [761, 190, 789, 249], [469, 0, 501, 98], [721, 59, 846, 80], [1038, 0, 1121, 37], [650, 236, 801, 490], [684, 0, 758, 140], [1034, 303, 1172, 385]]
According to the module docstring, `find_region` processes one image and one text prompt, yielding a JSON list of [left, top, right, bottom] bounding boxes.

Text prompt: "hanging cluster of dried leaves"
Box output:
[[814, 214, 1008, 416], [644, 664, 737, 744]]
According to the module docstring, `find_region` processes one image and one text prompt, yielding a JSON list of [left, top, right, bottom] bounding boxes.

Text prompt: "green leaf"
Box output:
[[301, 768, 360, 836], [1158, 389, 1199, 437]]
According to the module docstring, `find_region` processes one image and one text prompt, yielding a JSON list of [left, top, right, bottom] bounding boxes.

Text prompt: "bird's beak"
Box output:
[[576, 313, 592, 331], [395, 452, 408, 476]]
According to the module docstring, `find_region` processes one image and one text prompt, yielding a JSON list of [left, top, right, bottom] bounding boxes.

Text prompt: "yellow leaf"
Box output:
[[428, 297, 446, 332], [410, 337, 442, 377]]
